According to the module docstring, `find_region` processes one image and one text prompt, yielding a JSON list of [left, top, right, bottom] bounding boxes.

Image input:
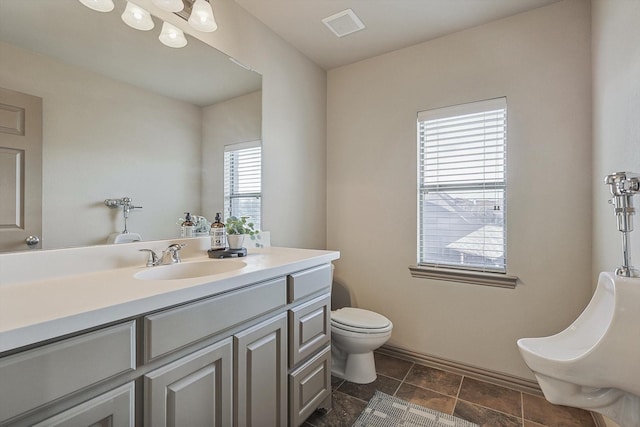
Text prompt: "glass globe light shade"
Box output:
[[159, 22, 188, 48], [151, 0, 184, 13], [121, 2, 154, 31], [78, 0, 115, 12], [188, 0, 217, 32]]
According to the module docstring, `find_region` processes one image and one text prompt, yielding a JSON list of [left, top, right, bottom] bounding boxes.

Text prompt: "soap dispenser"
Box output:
[[210, 212, 226, 250], [181, 212, 195, 237]]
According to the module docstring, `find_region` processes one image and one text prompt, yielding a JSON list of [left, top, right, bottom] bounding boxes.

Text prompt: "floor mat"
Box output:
[[352, 391, 479, 427]]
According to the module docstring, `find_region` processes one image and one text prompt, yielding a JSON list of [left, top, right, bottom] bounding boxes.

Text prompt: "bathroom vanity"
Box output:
[[0, 242, 338, 426]]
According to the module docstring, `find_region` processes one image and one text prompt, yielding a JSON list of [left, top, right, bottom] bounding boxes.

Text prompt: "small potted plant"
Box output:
[[225, 216, 258, 249]]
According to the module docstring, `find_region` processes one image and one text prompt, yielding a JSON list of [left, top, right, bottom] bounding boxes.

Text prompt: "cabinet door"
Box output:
[[289, 346, 331, 427], [32, 382, 134, 427], [234, 313, 287, 427], [289, 294, 331, 368], [144, 338, 232, 427]]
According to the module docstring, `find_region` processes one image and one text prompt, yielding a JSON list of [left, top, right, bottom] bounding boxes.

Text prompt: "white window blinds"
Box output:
[[224, 141, 261, 230], [418, 98, 507, 273]]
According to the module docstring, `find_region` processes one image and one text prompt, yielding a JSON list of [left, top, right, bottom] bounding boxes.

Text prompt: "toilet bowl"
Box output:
[[331, 307, 393, 384], [517, 271, 640, 427]]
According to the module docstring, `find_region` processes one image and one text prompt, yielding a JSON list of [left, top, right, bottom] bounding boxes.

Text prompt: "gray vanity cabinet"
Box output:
[[142, 277, 287, 427], [234, 313, 287, 427], [286, 265, 333, 427], [0, 261, 335, 427], [144, 338, 233, 427], [144, 311, 287, 427]]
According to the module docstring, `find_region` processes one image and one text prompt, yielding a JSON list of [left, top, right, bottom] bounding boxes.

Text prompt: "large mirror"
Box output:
[[0, 0, 262, 253]]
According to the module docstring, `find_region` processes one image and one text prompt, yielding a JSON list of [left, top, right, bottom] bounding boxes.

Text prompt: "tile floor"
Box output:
[[303, 351, 597, 427]]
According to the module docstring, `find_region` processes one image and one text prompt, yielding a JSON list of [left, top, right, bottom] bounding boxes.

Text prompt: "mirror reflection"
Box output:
[[0, 0, 262, 253]]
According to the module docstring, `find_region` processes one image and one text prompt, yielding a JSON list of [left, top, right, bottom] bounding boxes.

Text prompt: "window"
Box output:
[[223, 141, 261, 229], [414, 98, 515, 286]]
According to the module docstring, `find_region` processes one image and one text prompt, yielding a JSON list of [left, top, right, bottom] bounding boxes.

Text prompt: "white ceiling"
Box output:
[[232, 0, 562, 70]]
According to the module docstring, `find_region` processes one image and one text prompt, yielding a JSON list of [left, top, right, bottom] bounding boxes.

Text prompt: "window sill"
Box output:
[[408, 265, 518, 289]]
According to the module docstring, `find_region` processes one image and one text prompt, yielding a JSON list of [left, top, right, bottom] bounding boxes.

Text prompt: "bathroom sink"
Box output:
[[134, 260, 246, 280]]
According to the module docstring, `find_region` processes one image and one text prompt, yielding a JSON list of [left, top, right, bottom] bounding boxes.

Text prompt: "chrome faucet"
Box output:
[[139, 243, 185, 267], [605, 172, 640, 277]]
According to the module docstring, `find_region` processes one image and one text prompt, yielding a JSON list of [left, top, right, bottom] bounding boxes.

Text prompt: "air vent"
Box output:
[[322, 9, 365, 38]]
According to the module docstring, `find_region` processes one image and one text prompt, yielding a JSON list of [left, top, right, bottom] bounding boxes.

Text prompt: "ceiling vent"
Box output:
[[322, 9, 365, 38]]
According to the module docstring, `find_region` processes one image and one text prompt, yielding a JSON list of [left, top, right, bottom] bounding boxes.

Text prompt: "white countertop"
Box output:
[[0, 246, 339, 354]]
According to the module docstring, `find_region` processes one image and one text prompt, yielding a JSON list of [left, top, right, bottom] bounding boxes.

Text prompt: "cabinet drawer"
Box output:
[[33, 382, 135, 427], [288, 345, 331, 427], [287, 264, 332, 303], [0, 321, 136, 423], [288, 294, 330, 368], [144, 277, 286, 362]]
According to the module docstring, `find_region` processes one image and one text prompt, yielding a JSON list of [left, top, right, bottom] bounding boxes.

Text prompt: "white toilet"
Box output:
[[517, 271, 640, 427], [331, 307, 393, 384]]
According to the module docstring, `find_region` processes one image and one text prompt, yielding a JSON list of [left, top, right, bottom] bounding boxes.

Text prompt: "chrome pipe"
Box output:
[[605, 172, 640, 277], [616, 231, 633, 277]]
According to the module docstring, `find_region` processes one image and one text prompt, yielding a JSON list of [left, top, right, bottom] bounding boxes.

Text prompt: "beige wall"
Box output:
[[201, 90, 262, 217], [591, 1, 640, 422], [592, 0, 640, 279], [327, 0, 592, 379], [138, 0, 328, 249], [0, 41, 202, 248]]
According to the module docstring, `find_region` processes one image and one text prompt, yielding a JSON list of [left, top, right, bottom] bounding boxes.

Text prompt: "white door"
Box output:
[[0, 86, 42, 251]]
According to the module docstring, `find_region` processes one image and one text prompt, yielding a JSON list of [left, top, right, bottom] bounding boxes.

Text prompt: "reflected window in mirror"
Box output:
[[223, 141, 262, 229]]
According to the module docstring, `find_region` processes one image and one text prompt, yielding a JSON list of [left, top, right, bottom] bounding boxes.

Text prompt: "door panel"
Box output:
[[235, 314, 287, 427], [144, 338, 232, 427], [0, 86, 42, 251]]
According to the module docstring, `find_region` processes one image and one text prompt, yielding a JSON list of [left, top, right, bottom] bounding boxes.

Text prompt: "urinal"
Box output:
[[107, 232, 142, 244], [517, 272, 640, 427]]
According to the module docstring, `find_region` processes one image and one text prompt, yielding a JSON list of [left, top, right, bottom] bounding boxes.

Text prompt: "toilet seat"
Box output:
[[331, 308, 393, 334]]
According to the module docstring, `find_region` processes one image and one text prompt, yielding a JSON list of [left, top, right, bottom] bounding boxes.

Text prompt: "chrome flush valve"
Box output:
[[605, 172, 640, 277], [104, 196, 142, 234]]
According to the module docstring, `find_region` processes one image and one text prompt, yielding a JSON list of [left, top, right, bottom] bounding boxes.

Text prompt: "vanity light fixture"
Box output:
[[78, 0, 218, 49], [188, 0, 217, 32], [159, 21, 187, 48], [151, 0, 184, 13], [79, 0, 114, 12], [121, 1, 154, 31]]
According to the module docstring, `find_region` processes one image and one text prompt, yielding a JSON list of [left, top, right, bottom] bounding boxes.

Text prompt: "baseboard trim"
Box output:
[[377, 344, 607, 427], [593, 416, 608, 427], [378, 344, 542, 395]]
